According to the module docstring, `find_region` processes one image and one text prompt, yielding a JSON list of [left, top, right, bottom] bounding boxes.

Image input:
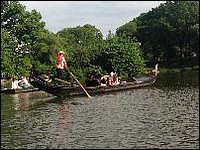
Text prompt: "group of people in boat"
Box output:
[[85, 72, 120, 87], [7, 50, 159, 90], [99, 72, 120, 87]]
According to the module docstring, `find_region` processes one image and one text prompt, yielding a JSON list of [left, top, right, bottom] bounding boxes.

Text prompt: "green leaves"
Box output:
[[1, 28, 17, 76], [1, 1, 46, 77], [57, 24, 104, 70], [116, 1, 199, 67], [95, 37, 145, 77]]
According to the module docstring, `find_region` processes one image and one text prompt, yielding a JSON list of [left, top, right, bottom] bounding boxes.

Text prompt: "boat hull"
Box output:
[[30, 75, 157, 98]]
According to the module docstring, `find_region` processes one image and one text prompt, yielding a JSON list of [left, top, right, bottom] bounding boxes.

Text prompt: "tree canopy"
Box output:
[[1, 1, 199, 82], [116, 1, 199, 67]]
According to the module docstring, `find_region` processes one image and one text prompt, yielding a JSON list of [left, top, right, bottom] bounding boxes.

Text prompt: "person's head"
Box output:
[[57, 50, 65, 57], [59, 50, 65, 54]]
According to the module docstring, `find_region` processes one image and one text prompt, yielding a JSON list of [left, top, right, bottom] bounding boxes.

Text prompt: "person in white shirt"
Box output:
[[18, 76, 32, 88], [11, 77, 22, 89]]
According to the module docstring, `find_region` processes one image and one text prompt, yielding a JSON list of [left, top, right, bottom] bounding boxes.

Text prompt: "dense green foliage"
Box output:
[[116, 1, 199, 67], [1, 28, 16, 76], [94, 37, 145, 77], [1, 1, 199, 83], [31, 31, 65, 76], [1, 1, 46, 77], [57, 24, 103, 69]]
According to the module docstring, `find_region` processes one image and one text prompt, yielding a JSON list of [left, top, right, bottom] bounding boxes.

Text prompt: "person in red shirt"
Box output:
[[55, 51, 67, 79]]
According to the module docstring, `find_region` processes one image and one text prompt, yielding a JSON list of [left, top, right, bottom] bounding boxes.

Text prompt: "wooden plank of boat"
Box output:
[[1, 87, 40, 94]]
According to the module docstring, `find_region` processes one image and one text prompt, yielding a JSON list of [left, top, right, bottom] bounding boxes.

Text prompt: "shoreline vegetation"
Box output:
[[1, 1, 199, 82], [1, 65, 198, 90]]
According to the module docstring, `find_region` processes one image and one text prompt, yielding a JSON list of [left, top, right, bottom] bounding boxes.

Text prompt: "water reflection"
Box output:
[[12, 93, 30, 111], [11, 91, 56, 111], [1, 70, 199, 149], [155, 70, 199, 89], [53, 100, 71, 149]]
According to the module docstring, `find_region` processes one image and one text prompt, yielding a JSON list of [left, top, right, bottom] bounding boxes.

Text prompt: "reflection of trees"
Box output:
[[155, 70, 199, 89]]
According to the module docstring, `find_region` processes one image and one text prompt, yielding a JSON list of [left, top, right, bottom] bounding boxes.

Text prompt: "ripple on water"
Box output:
[[1, 73, 199, 149]]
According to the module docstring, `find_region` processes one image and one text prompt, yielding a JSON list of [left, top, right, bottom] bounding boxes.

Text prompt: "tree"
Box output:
[[1, 27, 16, 76], [95, 36, 145, 77], [31, 30, 66, 76], [116, 18, 138, 42], [57, 24, 104, 79], [1, 1, 46, 76], [116, 1, 199, 67]]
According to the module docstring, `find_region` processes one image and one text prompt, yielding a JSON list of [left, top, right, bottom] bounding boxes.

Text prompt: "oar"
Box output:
[[66, 68, 91, 98]]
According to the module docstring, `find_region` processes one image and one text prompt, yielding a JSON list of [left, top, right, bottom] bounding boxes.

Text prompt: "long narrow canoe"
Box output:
[[30, 74, 158, 98]]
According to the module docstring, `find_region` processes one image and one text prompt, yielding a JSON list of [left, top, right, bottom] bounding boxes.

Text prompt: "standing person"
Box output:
[[55, 50, 67, 79]]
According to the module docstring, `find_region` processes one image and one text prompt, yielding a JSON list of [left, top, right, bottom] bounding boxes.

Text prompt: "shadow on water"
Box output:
[[155, 70, 199, 89]]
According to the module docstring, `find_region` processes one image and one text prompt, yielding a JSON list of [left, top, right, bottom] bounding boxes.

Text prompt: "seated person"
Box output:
[[18, 76, 32, 89], [109, 72, 120, 86], [100, 75, 109, 87], [106, 76, 113, 86], [112, 74, 120, 85], [85, 75, 101, 87], [11, 77, 22, 89], [100, 73, 120, 86]]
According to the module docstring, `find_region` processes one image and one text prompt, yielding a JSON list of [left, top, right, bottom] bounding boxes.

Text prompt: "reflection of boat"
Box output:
[[31, 64, 159, 98], [11, 91, 56, 110], [12, 92, 30, 110], [1, 87, 40, 94]]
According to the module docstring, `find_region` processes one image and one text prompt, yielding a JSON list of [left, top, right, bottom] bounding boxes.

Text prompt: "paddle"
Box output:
[[66, 67, 92, 98]]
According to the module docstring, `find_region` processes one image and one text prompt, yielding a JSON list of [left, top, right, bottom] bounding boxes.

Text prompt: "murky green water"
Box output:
[[1, 70, 199, 149]]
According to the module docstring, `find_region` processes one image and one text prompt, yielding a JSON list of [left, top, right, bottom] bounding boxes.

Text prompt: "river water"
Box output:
[[1, 70, 199, 149]]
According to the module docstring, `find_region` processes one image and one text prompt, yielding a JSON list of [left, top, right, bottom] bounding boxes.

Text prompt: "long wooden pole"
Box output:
[[66, 68, 91, 98]]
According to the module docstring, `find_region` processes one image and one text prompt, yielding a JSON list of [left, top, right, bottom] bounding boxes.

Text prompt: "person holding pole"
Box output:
[[55, 50, 67, 79], [55, 50, 91, 98]]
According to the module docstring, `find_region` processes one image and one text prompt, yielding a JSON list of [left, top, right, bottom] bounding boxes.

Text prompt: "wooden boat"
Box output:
[[1, 87, 40, 94], [30, 64, 159, 98], [30, 75, 156, 98]]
